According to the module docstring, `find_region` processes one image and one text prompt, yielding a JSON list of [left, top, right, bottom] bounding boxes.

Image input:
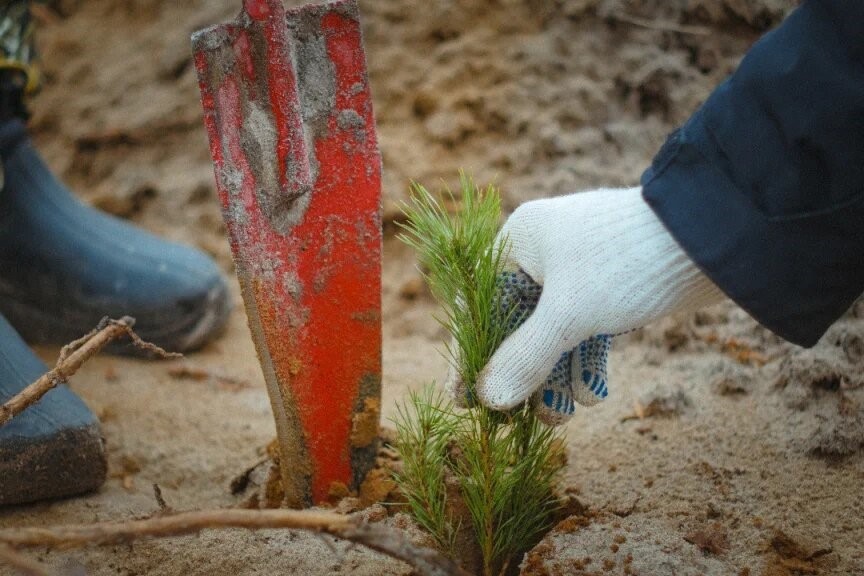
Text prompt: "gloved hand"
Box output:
[[494, 269, 614, 425], [468, 186, 725, 423]]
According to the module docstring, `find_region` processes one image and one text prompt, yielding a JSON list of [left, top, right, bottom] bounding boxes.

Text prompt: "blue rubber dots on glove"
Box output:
[[496, 269, 611, 423]]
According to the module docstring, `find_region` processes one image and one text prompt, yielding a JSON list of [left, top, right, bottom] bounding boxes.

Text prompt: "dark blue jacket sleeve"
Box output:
[[641, 0, 864, 348]]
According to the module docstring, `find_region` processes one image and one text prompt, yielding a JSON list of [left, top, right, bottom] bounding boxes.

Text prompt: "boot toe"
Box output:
[[0, 416, 107, 506], [123, 253, 233, 353], [0, 123, 233, 354], [0, 314, 106, 506]]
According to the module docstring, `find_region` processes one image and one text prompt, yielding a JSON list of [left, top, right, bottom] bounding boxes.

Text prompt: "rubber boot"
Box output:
[[0, 312, 106, 505], [0, 118, 232, 353]]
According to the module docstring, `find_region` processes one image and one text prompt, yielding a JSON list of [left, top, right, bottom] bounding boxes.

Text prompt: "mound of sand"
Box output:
[[4, 1, 862, 575]]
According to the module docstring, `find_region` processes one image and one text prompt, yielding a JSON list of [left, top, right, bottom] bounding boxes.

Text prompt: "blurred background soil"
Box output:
[[2, 0, 863, 574]]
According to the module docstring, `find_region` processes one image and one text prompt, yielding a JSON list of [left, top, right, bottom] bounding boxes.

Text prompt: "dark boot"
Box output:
[[0, 118, 232, 353], [0, 312, 106, 505]]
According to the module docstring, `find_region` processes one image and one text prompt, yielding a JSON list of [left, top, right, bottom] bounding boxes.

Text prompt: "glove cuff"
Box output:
[[578, 187, 724, 331]]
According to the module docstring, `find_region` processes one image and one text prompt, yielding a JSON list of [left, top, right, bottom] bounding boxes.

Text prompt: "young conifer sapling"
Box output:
[[393, 173, 565, 576]]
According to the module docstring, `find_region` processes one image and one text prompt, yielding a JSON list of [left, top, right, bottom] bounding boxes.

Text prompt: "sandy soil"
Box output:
[[3, 0, 864, 574]]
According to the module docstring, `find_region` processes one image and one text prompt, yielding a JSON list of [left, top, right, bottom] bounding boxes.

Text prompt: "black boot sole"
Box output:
[[0, 422, 106, 506]]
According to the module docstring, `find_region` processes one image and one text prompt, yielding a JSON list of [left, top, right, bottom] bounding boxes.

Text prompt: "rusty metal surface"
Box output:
[[192, 0, 381, 507]]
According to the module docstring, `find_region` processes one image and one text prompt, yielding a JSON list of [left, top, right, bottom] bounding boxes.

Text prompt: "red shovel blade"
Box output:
[[193, 0, 381, 507]]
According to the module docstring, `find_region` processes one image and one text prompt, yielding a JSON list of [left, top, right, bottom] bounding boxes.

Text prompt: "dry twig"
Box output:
[[610, 12, 711, 36], [0, 509, 469, 576], [166, 364, 252, 391], [0, 316, 181, 428]]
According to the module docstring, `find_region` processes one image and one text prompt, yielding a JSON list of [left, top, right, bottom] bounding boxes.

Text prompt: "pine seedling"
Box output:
[[393, 173, 565, 576], [391, 386, 460, 554]]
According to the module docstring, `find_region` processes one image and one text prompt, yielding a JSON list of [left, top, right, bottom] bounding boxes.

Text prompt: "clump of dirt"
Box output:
[[685, 522, 731, 556], [774, 307, 864, 457], [709, 358, 755, 397], [522, 513, 731, 575], [232, 430, 403, 510], [631, 300, 786, 366], [228, 439, 287, 509], [633, 386, 693, 419], [761, 530, 834, 576]]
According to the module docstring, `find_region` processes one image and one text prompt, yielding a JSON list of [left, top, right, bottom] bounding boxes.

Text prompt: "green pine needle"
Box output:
[[391, 386, 460, 553], [392, 172, 565, 576]]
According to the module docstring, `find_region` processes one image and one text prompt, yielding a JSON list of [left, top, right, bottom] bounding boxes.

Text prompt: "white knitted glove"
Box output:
[[475, 186, 725, 415]]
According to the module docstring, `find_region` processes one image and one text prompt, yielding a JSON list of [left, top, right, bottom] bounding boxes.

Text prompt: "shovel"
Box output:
[[192, 0, 381, 507]]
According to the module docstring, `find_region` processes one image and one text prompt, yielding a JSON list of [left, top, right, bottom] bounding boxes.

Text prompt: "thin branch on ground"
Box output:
[[0, 509, 469, 576], [610, 12, 711, 36], [0, 316, 181, 428], [340, 523, 472, 576]]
